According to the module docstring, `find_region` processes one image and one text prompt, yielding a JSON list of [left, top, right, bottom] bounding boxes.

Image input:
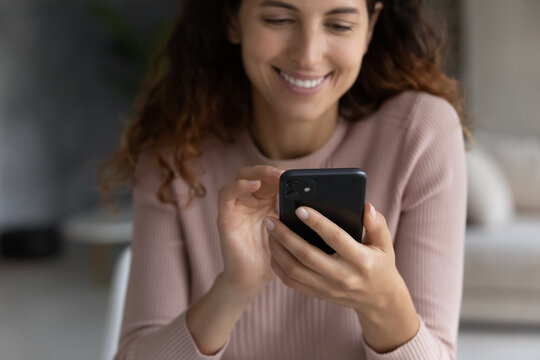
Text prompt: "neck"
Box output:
[[249, 101, 339, 160]]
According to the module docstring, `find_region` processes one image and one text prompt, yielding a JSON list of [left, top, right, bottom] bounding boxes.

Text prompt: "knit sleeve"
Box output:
[[114, 150, 228, 360], [365, 95, 467, 360]]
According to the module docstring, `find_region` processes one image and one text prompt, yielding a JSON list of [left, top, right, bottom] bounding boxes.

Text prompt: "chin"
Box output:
[[278, 102, 329, 122]]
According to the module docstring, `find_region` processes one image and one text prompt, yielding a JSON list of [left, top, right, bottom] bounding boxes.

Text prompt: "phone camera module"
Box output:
[[286, 190, 300, 199], [286, 180, 300, 189]]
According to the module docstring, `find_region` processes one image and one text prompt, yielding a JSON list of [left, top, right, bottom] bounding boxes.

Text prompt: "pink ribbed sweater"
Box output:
[[115, 91, 467, 360]]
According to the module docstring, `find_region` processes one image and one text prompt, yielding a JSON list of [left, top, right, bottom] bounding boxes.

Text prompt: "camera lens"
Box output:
[[286, 190, 300, 199], [286, 180, 300, 189]]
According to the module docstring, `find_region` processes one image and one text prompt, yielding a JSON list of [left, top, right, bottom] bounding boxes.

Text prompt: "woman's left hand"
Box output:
[[265, 203, 420, 353]]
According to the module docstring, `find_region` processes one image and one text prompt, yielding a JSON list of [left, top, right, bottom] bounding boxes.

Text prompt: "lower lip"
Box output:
[[274, 68, 330, 96]]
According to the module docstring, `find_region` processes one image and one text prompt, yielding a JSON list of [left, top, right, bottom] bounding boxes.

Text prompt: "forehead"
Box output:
[[245, 0, 368, 12]]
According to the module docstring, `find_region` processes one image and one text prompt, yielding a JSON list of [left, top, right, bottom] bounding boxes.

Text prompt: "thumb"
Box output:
[[362, 203, 393, 252]]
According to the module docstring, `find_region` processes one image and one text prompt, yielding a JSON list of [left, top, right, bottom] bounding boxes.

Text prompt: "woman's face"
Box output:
[[229, 0, 377, 123]]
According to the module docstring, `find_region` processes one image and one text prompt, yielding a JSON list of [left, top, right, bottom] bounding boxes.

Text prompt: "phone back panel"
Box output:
[[279, 168, 366, 254]]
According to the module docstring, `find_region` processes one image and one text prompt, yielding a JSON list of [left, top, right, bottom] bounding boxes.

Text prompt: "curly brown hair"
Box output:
[[98, 0, 466, 207]]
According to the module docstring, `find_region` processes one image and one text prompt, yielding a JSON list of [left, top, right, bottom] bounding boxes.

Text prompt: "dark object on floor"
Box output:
[[0, 226, 62, 259]]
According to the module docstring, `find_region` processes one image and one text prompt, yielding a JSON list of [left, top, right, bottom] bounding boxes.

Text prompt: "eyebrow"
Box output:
[[259, 1, 359, 15]]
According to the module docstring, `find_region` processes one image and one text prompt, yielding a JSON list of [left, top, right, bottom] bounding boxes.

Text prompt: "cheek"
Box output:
[[330, 39, 367, 83], [332, 54, 363, 89], [241, 32, 283, 81]]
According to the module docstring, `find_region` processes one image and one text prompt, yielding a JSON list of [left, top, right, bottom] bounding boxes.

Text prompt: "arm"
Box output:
[[363, 97, 467, 359], [264, 95, 466, 359], [185, 273, 261, 355], [115, 159, 283, 359], [114, 151, 229, 360]]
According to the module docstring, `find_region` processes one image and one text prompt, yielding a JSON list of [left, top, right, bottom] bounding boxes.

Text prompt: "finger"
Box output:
[[219, 178, 261, 200], [265, 216, 337, 277], [237, 165, 284, 180], [362, 203, 393, 253], [218, 179, 262, 216], [270, 256, 330, 302], [268, 232, 334, 289], [294, 206, 364, 262], [237, 166, 284, 199]]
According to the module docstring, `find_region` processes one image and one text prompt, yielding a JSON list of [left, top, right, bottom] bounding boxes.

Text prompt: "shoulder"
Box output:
[[134, 134, 233, 181], [134, 146, 175, 182], [377, 91, 461, 138], [346, 91, 463, 151], [381, 92, 466, 189], [132, 145, 186, 206], [132, 133, 247, 207]]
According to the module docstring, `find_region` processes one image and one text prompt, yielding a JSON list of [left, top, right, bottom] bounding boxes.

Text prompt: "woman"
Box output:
[[100, 0, 467, 359]]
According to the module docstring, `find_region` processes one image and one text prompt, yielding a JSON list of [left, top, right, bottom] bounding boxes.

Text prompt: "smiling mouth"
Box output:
[[274, 67, 331, 89]]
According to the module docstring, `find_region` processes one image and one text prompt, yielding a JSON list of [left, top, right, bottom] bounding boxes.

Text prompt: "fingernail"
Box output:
[[295, 207, 309, 220], [370, 203, 376, 219], [248, 180, 260, 186], [264, 218, 275, 232]]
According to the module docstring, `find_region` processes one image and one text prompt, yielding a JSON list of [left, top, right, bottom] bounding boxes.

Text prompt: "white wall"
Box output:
[[462, 0, 540, 137]]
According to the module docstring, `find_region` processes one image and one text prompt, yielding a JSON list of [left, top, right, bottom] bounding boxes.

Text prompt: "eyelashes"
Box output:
[[328, 24, 354, 32], [262, 18, 354, 33], [264, 18, 294, 25]]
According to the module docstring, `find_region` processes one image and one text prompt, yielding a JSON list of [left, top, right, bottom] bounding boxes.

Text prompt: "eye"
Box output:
[[327, 23, 353, 32], [263, 18, 295, 26]]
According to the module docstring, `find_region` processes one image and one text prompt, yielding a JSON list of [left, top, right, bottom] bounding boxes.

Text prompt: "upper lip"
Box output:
[[274, 67, 330, 81]]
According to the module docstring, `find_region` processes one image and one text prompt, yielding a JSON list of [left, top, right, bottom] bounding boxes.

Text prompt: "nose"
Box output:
[[288, 24, 324, 69]]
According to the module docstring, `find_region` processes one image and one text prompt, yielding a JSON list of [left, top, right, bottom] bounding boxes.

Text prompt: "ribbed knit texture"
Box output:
[[115, 91, 467, 360]]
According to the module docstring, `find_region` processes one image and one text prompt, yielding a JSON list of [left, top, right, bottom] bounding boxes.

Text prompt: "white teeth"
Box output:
[[279, 70, 325, 89]]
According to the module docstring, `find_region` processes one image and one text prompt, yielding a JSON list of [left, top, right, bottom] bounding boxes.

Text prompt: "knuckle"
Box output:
[[295, 249, 313, 266], [262, 165, 273, 176], [237, 166, 256, 180], [330, 228, 346, 244], [287, 265, 302, 280], [360, 256, 375, 273], [330, 283, 355, 302], [282, 261, 296, 275], [340, 276, 359, 292], [253, 165, 267, 177], [330, 288, 348, 302]]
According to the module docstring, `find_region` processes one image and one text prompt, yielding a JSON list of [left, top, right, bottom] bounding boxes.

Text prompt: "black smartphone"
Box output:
[[279, 168, 367, 254]]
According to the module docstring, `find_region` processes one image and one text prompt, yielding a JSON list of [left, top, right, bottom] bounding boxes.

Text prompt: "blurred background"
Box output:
[[0, 0, 539, 359]]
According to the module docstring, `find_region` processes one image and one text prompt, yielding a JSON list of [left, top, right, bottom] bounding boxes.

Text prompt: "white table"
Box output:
[[60, 207, 132, 282]]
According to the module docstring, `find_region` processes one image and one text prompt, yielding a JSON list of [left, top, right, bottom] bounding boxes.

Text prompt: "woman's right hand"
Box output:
[[185, 166, 283, 355], [217, 165, 284, 295]]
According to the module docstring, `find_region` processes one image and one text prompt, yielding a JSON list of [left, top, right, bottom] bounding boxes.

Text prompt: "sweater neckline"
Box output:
[[240, 117, 349, 170]]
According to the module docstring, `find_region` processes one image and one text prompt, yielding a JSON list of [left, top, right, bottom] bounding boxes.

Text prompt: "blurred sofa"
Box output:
[[461, 132, 540, 325]]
